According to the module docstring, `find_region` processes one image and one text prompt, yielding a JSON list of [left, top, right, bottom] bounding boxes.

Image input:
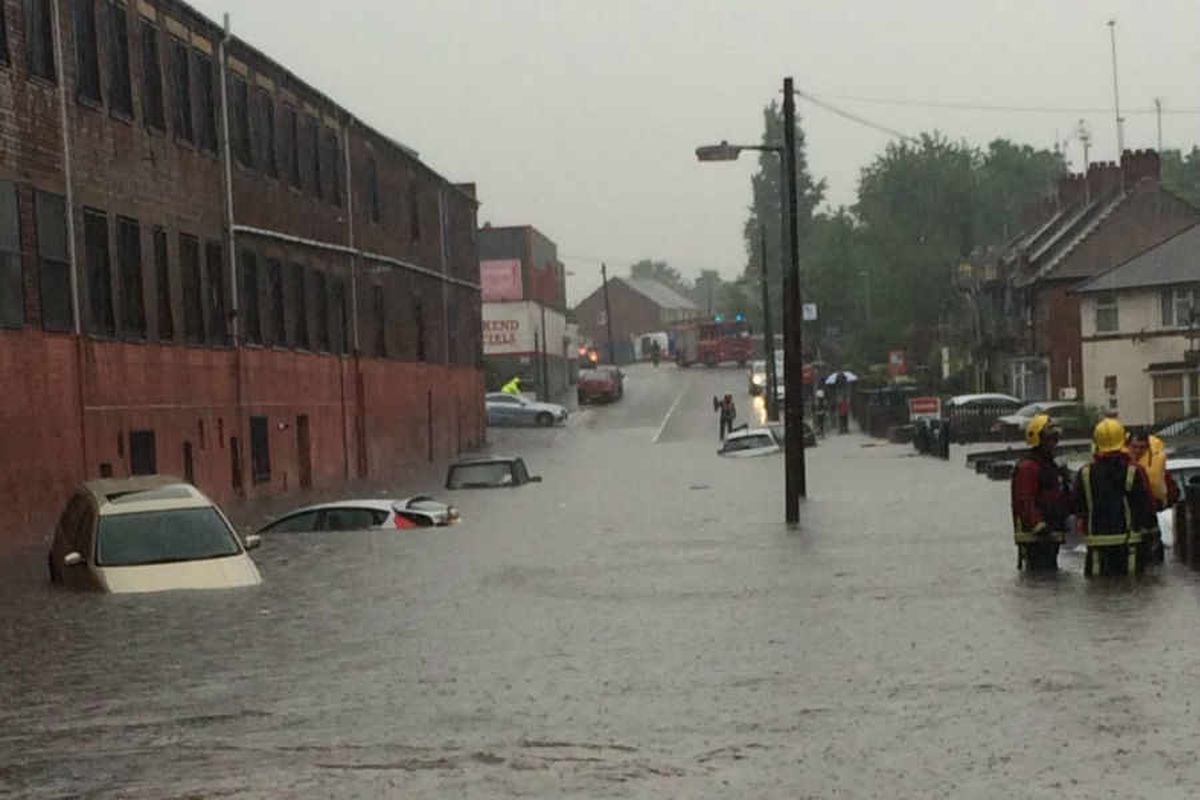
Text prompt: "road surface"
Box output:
[[2, 363, 1198, 798]]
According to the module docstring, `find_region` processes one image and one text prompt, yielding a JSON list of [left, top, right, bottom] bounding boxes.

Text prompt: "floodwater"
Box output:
[[4, 364, 1200, 798]]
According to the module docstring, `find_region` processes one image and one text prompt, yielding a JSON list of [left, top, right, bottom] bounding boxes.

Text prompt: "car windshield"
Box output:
[[447, 462, 515, 488], [724, 434, 774, 452], [1013, 403, 1045, 416], [96, 507, 241, 567]]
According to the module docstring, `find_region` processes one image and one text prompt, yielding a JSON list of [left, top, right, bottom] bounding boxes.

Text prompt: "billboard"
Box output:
[[481, 259, 523, 302]]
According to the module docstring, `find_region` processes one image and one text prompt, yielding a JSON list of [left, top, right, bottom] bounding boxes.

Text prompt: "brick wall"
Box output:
[[574, 280, 662, 348], [0, 0, 484, 551]]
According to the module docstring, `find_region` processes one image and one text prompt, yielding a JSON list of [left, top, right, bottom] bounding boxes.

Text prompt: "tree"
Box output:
[[628, 259, 690, 296], [741, 102, 826, 325], [1161, 147, 1200, 208]]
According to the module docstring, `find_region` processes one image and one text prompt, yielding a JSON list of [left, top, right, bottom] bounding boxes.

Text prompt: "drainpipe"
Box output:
[[341, 116, 358, 481], [52, 0, 89, 478], [217, 14, 238, 345], [343, 117, 367, 478]]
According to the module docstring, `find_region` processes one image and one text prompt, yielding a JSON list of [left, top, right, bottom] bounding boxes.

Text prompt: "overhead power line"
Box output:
[[794, 88, 919, 142], [807, 90, 1200, 116]]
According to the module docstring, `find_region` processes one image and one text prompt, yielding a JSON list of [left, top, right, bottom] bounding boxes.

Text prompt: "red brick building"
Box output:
[[0, 0, 484, 549], [997, 151, 1200, 400]]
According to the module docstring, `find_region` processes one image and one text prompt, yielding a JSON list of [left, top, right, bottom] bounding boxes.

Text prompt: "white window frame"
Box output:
[[1161, 285, 1197, 329], [1095, 292, 1119, 334]]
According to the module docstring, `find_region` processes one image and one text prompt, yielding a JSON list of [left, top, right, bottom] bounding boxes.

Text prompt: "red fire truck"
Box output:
[[673, 319, 754, 367]]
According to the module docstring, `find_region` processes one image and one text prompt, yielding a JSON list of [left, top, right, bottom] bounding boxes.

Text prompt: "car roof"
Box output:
[[1169, 458, 1200, 469], [947, 393, 1021, 405], [451, 456, 522, 465], [725, 428, 775, 441], [80, 476, 212, 516]]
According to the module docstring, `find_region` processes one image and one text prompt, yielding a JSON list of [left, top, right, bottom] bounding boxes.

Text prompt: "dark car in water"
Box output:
[[445, 456, 543, 489]]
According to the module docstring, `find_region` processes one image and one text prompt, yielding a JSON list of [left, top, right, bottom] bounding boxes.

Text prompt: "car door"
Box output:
[[322, 507, 383, 531], [487, 395, 518, 425]]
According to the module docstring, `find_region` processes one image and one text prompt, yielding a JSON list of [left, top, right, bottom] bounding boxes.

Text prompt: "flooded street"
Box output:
[[4, 364, 1200, 797]]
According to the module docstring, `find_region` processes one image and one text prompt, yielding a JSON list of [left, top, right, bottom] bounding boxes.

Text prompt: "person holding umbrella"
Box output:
[[825, 370, 857, 434]]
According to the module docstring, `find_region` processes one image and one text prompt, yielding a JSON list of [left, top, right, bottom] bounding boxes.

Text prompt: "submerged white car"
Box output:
[[1161, 458, 1200, 548], [48, 476, 262, 594], [257, 496, 460, 533], [718, 427, 783, 458]]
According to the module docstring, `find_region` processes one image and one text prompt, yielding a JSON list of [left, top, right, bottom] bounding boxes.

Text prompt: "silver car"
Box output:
[[485, 392, 569, 427]]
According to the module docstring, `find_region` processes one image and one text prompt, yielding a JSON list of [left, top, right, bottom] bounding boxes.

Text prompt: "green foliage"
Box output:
[[629, 259, 690, 296], [1161, 147, 1200, 207]]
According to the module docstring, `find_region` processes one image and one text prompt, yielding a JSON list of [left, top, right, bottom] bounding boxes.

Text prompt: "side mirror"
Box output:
[[243, 534, 262, 551], [529, 476, 543, 483], [63, 552, 84, 568]]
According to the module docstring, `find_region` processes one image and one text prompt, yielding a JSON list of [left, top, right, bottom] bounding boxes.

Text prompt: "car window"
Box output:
[[723, 435, 774, 453], [263, 510, 321, 533], [513, 460, 530, 483], [95, 508, 241, 566], [447, 462, 516, 488], [487, 395, 516, 405], [323, 507, 384, 531], [1172, 468, 1200, 500]]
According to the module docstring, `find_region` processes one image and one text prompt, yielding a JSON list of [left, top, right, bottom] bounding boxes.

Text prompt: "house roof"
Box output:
[[619, 278, 700, 310], [1012, 192, 1130, 287], [1076, 222, 1200, 293]]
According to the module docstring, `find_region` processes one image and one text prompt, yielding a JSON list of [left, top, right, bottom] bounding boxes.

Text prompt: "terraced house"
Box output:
[[0, 0, 485, 547]]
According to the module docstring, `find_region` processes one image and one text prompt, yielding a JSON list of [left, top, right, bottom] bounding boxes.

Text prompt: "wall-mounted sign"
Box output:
[[481, 259, 523, 301]]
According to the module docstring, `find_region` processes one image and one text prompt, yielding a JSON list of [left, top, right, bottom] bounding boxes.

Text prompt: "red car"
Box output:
[[578, 367, 624, 404]]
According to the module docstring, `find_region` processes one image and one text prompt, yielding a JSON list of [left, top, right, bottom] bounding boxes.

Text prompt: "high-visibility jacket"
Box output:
[[1010, 451, 1071, 545], [1134, 435, 1172, 507], [500, 377, 522, 395], [1073, 453, 1157, 575]]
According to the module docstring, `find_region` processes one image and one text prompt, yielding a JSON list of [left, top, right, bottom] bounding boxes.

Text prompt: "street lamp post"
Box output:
[[694, 78, 808, 522], [695, 141, 783, 423]]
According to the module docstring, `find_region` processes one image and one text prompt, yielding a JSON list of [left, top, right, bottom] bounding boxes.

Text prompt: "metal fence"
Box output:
[[944, 402, 1020, 445]]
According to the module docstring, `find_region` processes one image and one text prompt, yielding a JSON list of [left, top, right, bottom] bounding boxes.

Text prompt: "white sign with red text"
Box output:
[[482, 301, 566, 357]]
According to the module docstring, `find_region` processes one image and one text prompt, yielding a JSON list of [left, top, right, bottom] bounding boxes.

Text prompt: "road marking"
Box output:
[[653, 386, 688, 444]]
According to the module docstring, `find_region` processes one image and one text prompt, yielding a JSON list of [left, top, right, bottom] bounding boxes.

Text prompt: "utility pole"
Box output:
[[1155, 97, 1163, 152], [759, 223, 778, 422], [782, 76, 807, 520], [1107, 20, 1124, 155], [601, 262, 616, 365]]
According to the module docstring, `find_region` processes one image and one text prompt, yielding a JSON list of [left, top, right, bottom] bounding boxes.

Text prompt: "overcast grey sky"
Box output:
[[190, 1, 1200, 303]]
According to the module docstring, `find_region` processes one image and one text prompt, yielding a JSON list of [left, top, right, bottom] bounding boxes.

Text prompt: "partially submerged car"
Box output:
[[48, 476, 262, 594], [257, 496, 460, 533], [485, 392, 569, 427], [719, 422, 816, 457], [446, 456, 542, 489]]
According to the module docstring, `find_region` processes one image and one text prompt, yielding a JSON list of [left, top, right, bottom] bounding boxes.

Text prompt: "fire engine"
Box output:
[[673, 318, 754, 367]]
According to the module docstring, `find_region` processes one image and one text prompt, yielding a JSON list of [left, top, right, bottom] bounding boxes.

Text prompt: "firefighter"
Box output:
[[1126, 429, 1180, 564], [1010, 414, 1072, 572], [1073, 418, 1158, 577], [500, 375, 522, 395]]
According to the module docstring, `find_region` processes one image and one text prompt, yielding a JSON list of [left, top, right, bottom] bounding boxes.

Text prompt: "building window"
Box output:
[[25, 0, 56, 81], [116, 216, 145, 338], [282, 104, 300, 188], [0, 182, 22, 328], [312, 269, 329, 351], [106, 2, 132, 116], [1161, 286, 1197, 329], [229, 75, 251, 167], [288, 262, 308, 348], [249, 415, 270, 484], [253, 88, 276, 177], [409, 178, 420, 242], [321, 130, 341, 207], [1152, 373, 1200, 423], [153, 226, 171, 340], [140, 21, 164, 130], [204, 240, 226, 344], [193, 52, 216, 152], [414, 299, 425, 362], [0, 2, 9, 65], [1095, 292, 1118, 334], [302, 115, 319, 196], [129, 429, 156, 475], [74, 0, 102, 103], [35, 191, 71, 331], [266, 258, 284, 345], [330, 277, 346, 354], [169, 37, 192, 142], [83, 209, 114, 336], [372, 284, 386, 357], [367, 157, 381, 223], [179, 233, 202, 342], [240, 248, 260, 344]]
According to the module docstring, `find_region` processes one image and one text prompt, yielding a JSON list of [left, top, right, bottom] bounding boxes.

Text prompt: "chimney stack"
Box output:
[[1056, 174, 1087, 208], [1120, 148, 1161, 189], [1086, 161, 1123, 200]]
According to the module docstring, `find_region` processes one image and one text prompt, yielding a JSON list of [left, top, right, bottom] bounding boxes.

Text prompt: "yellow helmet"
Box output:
[[1093, 418, 1127, 453], [1026, 414, 1059, 447]]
